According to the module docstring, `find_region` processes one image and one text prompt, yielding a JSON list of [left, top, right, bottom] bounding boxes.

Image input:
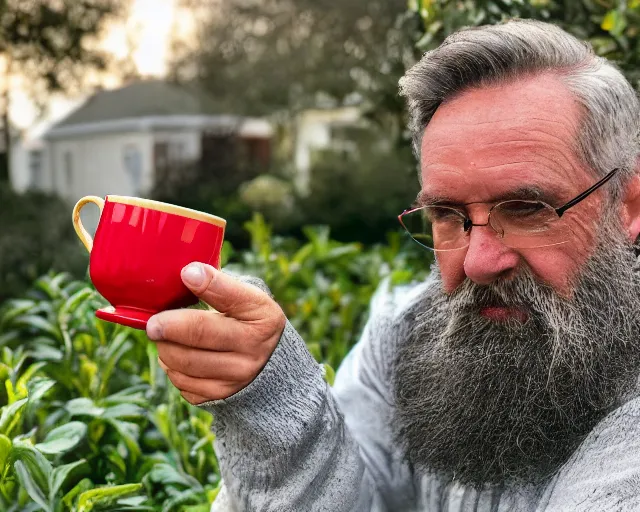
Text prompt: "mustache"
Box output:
[[445, 269, 553, 314]]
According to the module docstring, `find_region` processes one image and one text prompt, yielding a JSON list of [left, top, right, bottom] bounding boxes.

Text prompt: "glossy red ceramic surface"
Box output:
[[89, 197, 225, 330]]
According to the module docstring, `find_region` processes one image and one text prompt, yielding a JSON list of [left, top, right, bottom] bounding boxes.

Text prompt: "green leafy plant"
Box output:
[[0, 274, 221, 511], [0, 217, 430, 510]]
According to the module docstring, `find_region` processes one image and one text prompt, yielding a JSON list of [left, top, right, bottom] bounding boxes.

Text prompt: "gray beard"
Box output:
[[393, 223, 640, 489]]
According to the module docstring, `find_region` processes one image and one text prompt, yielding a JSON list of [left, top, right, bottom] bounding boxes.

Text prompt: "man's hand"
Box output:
[[146, 262, 286, 405]]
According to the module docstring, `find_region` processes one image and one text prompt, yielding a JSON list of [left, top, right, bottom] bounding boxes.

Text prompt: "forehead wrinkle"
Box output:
[[421, 157, 578, 200], [423, 140, 580, 185]]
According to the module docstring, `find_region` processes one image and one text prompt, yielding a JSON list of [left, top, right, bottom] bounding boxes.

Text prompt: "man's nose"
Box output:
[[463, 224, 520, 285]]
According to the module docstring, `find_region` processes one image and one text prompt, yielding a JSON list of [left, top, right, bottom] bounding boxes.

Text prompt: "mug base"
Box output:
[[96, 306, 154, 331]]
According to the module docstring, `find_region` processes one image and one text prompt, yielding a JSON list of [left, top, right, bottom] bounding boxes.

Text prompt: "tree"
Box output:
[[0, 0, 125, 181], [173, 0, 420, 117], [410, 0, 640, 88]]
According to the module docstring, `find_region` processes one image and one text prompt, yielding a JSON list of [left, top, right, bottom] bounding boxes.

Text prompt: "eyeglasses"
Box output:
[[398, 168, 619, 252]]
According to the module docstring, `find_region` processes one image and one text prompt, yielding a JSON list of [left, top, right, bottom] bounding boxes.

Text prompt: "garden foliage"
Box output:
[[0, 215, 431, 511]]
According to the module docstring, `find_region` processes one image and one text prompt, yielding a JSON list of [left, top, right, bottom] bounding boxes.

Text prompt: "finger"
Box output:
[[180, 262, 273, 320], [161, 366, 247, 401], [148, 308, 262, 353], [155, 340, 262, 380]]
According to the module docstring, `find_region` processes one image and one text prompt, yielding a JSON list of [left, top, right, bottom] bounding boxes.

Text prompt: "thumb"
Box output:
[[181, 262, 271, 320]]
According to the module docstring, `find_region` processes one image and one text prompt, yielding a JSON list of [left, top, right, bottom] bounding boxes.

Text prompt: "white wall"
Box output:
[[49, 131, 154, 203]]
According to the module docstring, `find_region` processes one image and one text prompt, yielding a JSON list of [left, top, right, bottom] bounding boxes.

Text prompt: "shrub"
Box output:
[[0, 184, 88, 303], [0, 273, 221, 511], [0, 216, 431, 510]]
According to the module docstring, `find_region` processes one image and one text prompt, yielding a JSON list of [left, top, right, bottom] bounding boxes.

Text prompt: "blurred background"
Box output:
[[1, 0, 640, 302]]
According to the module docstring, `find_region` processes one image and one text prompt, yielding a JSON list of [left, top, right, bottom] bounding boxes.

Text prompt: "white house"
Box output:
[[9, 82, 366, 220], [10, 80, 273, 200]]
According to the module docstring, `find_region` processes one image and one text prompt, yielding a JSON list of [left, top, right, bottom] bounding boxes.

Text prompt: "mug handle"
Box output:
[[72, 196, 105, 253]]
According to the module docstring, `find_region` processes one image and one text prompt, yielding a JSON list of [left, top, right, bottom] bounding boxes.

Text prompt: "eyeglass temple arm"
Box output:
[[555, 168, 619, 217]]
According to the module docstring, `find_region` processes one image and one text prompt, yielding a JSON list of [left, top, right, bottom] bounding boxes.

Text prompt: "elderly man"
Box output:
[[146, 19, 640, 511]]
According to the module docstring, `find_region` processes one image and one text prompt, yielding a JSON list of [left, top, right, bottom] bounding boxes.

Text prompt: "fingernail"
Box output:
[[146, 317, 163, 341], [182, 263, 205, 287]]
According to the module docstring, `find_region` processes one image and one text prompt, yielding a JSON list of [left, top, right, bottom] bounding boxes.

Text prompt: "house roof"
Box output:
[[53, 80, 222, 128], [44, 80, 273, 140]]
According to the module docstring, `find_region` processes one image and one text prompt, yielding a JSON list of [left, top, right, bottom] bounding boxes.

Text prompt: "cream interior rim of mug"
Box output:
[[106, 195, 227, 228]]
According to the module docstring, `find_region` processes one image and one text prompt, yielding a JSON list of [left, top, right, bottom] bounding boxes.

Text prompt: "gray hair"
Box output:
[[399, 19, 640, 198]]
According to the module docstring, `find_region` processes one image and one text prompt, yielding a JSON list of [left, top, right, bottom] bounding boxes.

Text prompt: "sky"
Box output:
[[11, 0, 193, 132]]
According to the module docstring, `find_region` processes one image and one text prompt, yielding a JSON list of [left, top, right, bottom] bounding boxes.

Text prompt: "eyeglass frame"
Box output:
[[398, 168, 620, 251]]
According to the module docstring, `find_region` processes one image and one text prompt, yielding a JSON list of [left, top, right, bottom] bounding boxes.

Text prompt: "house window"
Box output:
[[123, 145, 143, 195], [29, 150, 43, 189], [63, 151, 74, 189]]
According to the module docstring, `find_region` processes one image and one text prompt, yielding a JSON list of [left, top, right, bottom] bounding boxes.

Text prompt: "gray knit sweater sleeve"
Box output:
[[197, 277, 421, 512]]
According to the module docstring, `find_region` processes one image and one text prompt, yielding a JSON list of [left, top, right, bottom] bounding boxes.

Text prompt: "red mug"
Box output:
[[72, 195, 226, 330]]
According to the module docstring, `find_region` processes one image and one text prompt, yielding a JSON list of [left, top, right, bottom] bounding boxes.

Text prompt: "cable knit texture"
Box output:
[[198, 275, 640, 511]]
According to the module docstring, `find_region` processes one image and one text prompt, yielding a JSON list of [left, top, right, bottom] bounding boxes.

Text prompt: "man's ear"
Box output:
[[622, 173, 640, 243]]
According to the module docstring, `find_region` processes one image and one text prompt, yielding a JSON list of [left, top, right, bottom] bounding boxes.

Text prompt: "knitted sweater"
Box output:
[[198, 275, 640, 511]]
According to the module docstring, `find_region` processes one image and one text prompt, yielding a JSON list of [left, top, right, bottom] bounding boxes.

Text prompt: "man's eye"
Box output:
[[427, 207, 465, 222], [498, 201, 546, 217]]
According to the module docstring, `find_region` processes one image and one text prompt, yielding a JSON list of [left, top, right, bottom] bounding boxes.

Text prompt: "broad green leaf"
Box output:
[[118, 496, 148, 506], [12, 315, 61, 340], [326, 245, 361, 260], [62, 478, 93, 509], [27, 378, 56, 405], [104, 383, 149, 404], [77, 483, 143, 512], [0, 398, 27, 435], [0, 300, 36, 328], [60, 288, 94, 316], [17, 362, 48, 394], [35, 422, 87, 455], [161, 488, 202, 512], [147, 463, 202, 489], [14, 460, 49, 511], [78, 356, 100, 396], [0, 434, 11, 471], [66, 397, 105, 418], [102, 403, 146, 420], [49, 273, 72, 294], [10, 442, 52, 495], [49, 459, 87, 503], [5, 379, 18, 404], [105, 446, 127, 477], [98, 332, 132, 397], [29, 344, 63, 362], [108, 420, 141, 461], [189, 436, 215, 457]]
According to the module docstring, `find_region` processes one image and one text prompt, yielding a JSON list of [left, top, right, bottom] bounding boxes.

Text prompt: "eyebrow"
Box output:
[[416, 185, 566, 208]]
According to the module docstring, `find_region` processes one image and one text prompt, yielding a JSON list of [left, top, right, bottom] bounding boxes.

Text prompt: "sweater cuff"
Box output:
[[196, 320, 326, 454]]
